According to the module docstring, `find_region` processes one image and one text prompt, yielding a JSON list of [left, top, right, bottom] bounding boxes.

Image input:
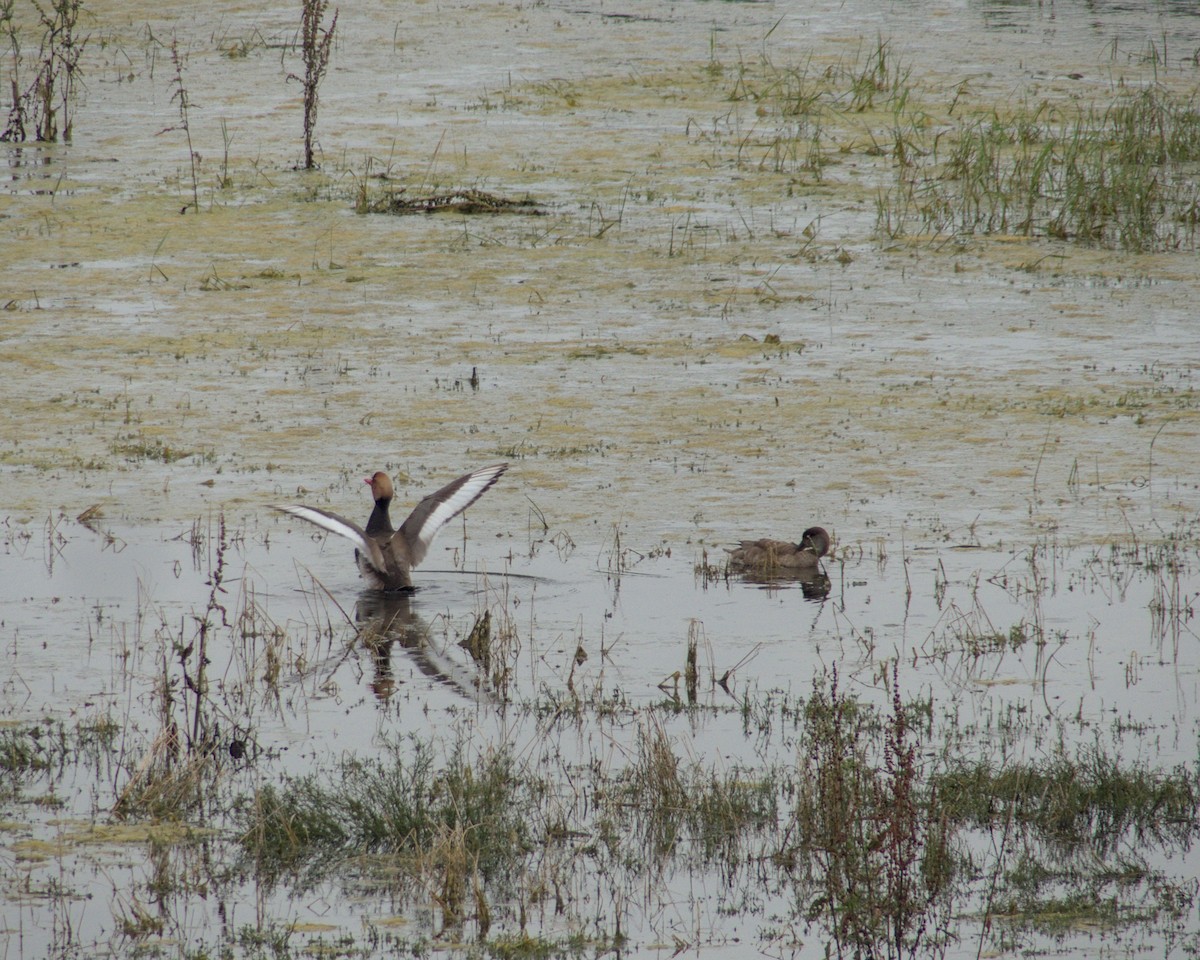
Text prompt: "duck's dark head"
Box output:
[[800, 526, 831, 559]]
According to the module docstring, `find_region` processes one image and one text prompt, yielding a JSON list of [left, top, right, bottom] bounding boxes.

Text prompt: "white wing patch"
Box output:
[[413, 464, 506, 549], [273, 504, 387, 572]]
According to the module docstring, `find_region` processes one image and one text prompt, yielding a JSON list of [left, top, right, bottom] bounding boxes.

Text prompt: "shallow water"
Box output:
[[3, 0, 1200, 956], [4, 511, 1198, 956], [7, 512, 1199, 758]]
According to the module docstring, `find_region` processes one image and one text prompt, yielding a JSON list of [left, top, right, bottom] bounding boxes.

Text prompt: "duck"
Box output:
[[275, 462, 508, 592], [727, 526, 832, 572]]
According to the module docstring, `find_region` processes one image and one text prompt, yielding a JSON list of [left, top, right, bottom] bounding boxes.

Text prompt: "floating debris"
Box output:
[[361, 188, 545, 216]]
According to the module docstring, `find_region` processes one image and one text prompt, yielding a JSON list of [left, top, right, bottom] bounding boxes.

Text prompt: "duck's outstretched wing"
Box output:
[[396, 462, 508, 569], [273, 504, 388, 573]]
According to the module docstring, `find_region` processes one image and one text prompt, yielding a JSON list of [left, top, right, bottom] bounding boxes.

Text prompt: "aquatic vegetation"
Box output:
[[5, 566, 1199, 958], [936, 746, 1199, 855], [216, 651, 1198, 955], [292, 0, 337, 171], [0, 715, 119, 784], [787, 666, 956, 960], [712, 36, 1200, 251], [0, 0, 86, 142], [2, 2, 1199, 956], [910, 86, 1200, 250], [240, 736, 533, 929]]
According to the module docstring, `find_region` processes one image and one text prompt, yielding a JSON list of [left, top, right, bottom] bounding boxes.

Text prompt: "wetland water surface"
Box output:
[[3, 0, 1200, 957]]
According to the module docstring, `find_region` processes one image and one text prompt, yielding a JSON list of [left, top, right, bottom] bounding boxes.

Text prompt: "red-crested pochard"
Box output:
[[275, 462, 507, 591]]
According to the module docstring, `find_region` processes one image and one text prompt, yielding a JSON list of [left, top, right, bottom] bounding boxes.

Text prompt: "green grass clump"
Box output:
[[239, 737, 537, 933], [935, 744, 1198, 854], [240, 738, 531, 875], [716, 36, 1200, 251], [610, 717, 779, 863], [895, 85, 1200, 251]]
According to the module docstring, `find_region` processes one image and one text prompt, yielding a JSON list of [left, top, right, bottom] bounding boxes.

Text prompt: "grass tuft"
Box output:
[[239, 738, 532, 885], [936, 744, 1198, 855], [892, 85, 1200, 250]]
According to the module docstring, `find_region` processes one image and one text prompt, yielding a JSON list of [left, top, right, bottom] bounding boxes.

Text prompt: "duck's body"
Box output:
[[727, 526, 831, 572], [276, 463, 507, 592]]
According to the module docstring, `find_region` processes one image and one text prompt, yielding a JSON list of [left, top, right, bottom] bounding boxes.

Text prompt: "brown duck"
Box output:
[[727, 526, 831, 572], [275, 463, 507, 591]]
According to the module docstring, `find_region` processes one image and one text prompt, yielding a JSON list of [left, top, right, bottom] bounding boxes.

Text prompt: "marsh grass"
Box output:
[[5, 512, 1197, 956], [460, 581, 524, 699], [725, 36, 915, 121], [623, 716, 688, 857], [240, 736, 532, 933], [1146, 540, 1196, 660], [912, 86, 1200, 249], [634, 725, 779, 865], [0, 715, 119, 781], [936, 745, 1198, 856], [720, 35, 917, 177], [9, 632, 1198, 956], [236, 714, 782, 943], [112, 433, 192, 464], [114, 514, 318, 819], [224, 675, 950, 955], [717, 38, 1200, 251]]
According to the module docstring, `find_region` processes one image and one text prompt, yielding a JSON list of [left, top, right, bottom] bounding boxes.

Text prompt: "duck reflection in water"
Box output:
[[736, 567, 832, 601], [355, 593, 490, 701]]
